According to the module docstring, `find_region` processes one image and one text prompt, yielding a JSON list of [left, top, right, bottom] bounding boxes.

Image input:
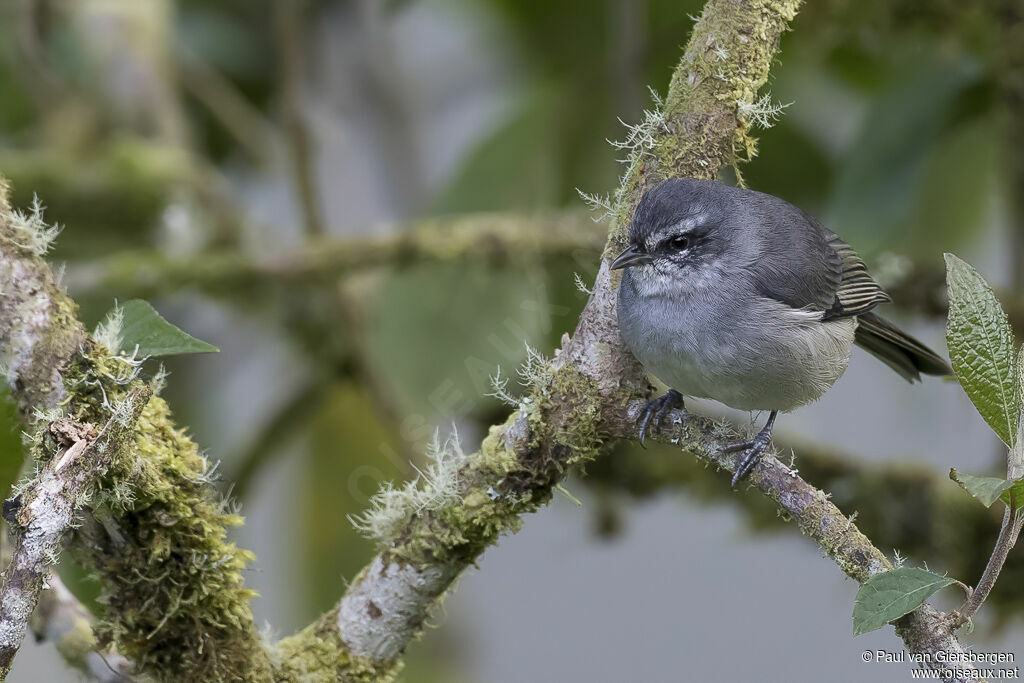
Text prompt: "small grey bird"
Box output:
[[612, 178, 951, 485]]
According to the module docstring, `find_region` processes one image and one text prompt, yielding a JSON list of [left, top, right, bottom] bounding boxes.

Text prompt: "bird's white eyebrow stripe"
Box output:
[[675, 213, 707, 233]]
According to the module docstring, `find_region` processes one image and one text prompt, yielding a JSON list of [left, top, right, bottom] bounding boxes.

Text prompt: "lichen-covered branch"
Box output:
[[0, 182, 273, 680], [0, 388, 150, 679], [72, 211, 604, 300], [588, 438, 1024, 620], [0, 531, 126, 681], [602, 402, 978, 678]]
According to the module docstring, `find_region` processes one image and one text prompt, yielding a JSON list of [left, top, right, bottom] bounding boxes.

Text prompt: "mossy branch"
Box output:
[[74, 211, 605, 301], [590, 438, 1024, 622], [602, 402, 976, 668], [0, 182, 273, 680], [269, 1, 839, 680]]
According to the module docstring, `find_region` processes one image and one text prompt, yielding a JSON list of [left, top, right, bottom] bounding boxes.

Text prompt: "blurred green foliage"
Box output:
[[825, 59, 995, 255], [364, 260, 584, 419], [303, 383, 402, 614], [1, 141, 189, 258]]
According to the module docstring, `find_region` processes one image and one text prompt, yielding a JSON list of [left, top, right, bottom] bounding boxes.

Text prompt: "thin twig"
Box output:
[[175, 45, 279, 166], [0, 0, 990, 680], [71, 215, 1024, 334], [954, 403, 1024, 628], [230, 380, 331, 499], [275, 0, 326, 237], [954, 494, 1022, 627]]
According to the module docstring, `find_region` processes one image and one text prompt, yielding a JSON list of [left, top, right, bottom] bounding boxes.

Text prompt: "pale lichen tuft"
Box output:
[[737, 92, 793, 129], [8, 195, 62, 256], [92, 303, 124, 354], [350, 428, 470, 544]]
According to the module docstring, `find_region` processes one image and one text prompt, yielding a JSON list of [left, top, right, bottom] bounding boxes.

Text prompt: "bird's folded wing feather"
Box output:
[[820, 232, 891, 320], [752, 207, 889, 320]]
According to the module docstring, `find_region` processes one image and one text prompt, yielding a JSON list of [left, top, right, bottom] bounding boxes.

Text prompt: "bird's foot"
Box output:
[[636, 389, 684, 447], [720, 411, 777, 487]]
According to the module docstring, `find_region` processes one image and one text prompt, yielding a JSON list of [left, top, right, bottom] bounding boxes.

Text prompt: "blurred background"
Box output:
[[1, 0, 1023, 681]]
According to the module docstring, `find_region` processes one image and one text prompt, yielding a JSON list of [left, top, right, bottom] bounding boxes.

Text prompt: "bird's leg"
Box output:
[[720, 410, 777, 487], [636, 389, 685, 447]]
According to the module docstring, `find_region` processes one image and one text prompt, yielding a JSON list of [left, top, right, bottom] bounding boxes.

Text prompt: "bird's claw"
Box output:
[[720, 411, 777, 487], [636, 390, 684, 447], [721, 435, 770, 487]]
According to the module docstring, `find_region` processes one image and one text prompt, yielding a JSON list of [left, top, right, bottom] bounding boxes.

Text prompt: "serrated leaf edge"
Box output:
[[944, 253, 1018, 447], [853, 569, 956, 635]]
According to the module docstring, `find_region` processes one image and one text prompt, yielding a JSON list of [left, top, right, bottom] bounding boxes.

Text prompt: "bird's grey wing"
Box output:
[[751, 206, 889, 319], [819, 231, 891, 320]]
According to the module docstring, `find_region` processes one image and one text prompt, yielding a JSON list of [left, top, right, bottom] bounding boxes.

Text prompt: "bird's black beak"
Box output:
[[610, 244, 653, 270]]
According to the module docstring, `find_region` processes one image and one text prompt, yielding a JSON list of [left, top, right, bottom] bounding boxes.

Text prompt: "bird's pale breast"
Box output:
[[618, 267, 856, 412]]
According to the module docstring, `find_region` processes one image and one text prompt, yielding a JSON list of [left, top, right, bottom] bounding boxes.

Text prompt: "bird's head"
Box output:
[[610, 178, 736, 292]]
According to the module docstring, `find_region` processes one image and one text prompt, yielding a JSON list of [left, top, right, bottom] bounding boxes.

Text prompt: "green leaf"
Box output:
[[949, 469, 1024, 508], [944, 254, 1018, 447], [853, 567, 957, 635], [114, 299, 218, 357]]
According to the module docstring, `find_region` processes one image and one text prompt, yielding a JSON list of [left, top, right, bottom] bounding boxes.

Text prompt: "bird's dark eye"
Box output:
[[668, 235, 689, 251]]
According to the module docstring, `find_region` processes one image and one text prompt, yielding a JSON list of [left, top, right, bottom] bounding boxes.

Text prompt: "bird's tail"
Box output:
[[854, 312, 952, 383]]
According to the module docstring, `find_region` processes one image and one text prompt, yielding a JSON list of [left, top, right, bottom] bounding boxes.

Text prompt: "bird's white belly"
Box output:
[[630, 306, 856, 412]]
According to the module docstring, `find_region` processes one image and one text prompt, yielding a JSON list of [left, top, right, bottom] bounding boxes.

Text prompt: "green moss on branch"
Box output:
[[1, 181, 273, 681], [275, 609, 392, 683], [57, 346, 272, 680]]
